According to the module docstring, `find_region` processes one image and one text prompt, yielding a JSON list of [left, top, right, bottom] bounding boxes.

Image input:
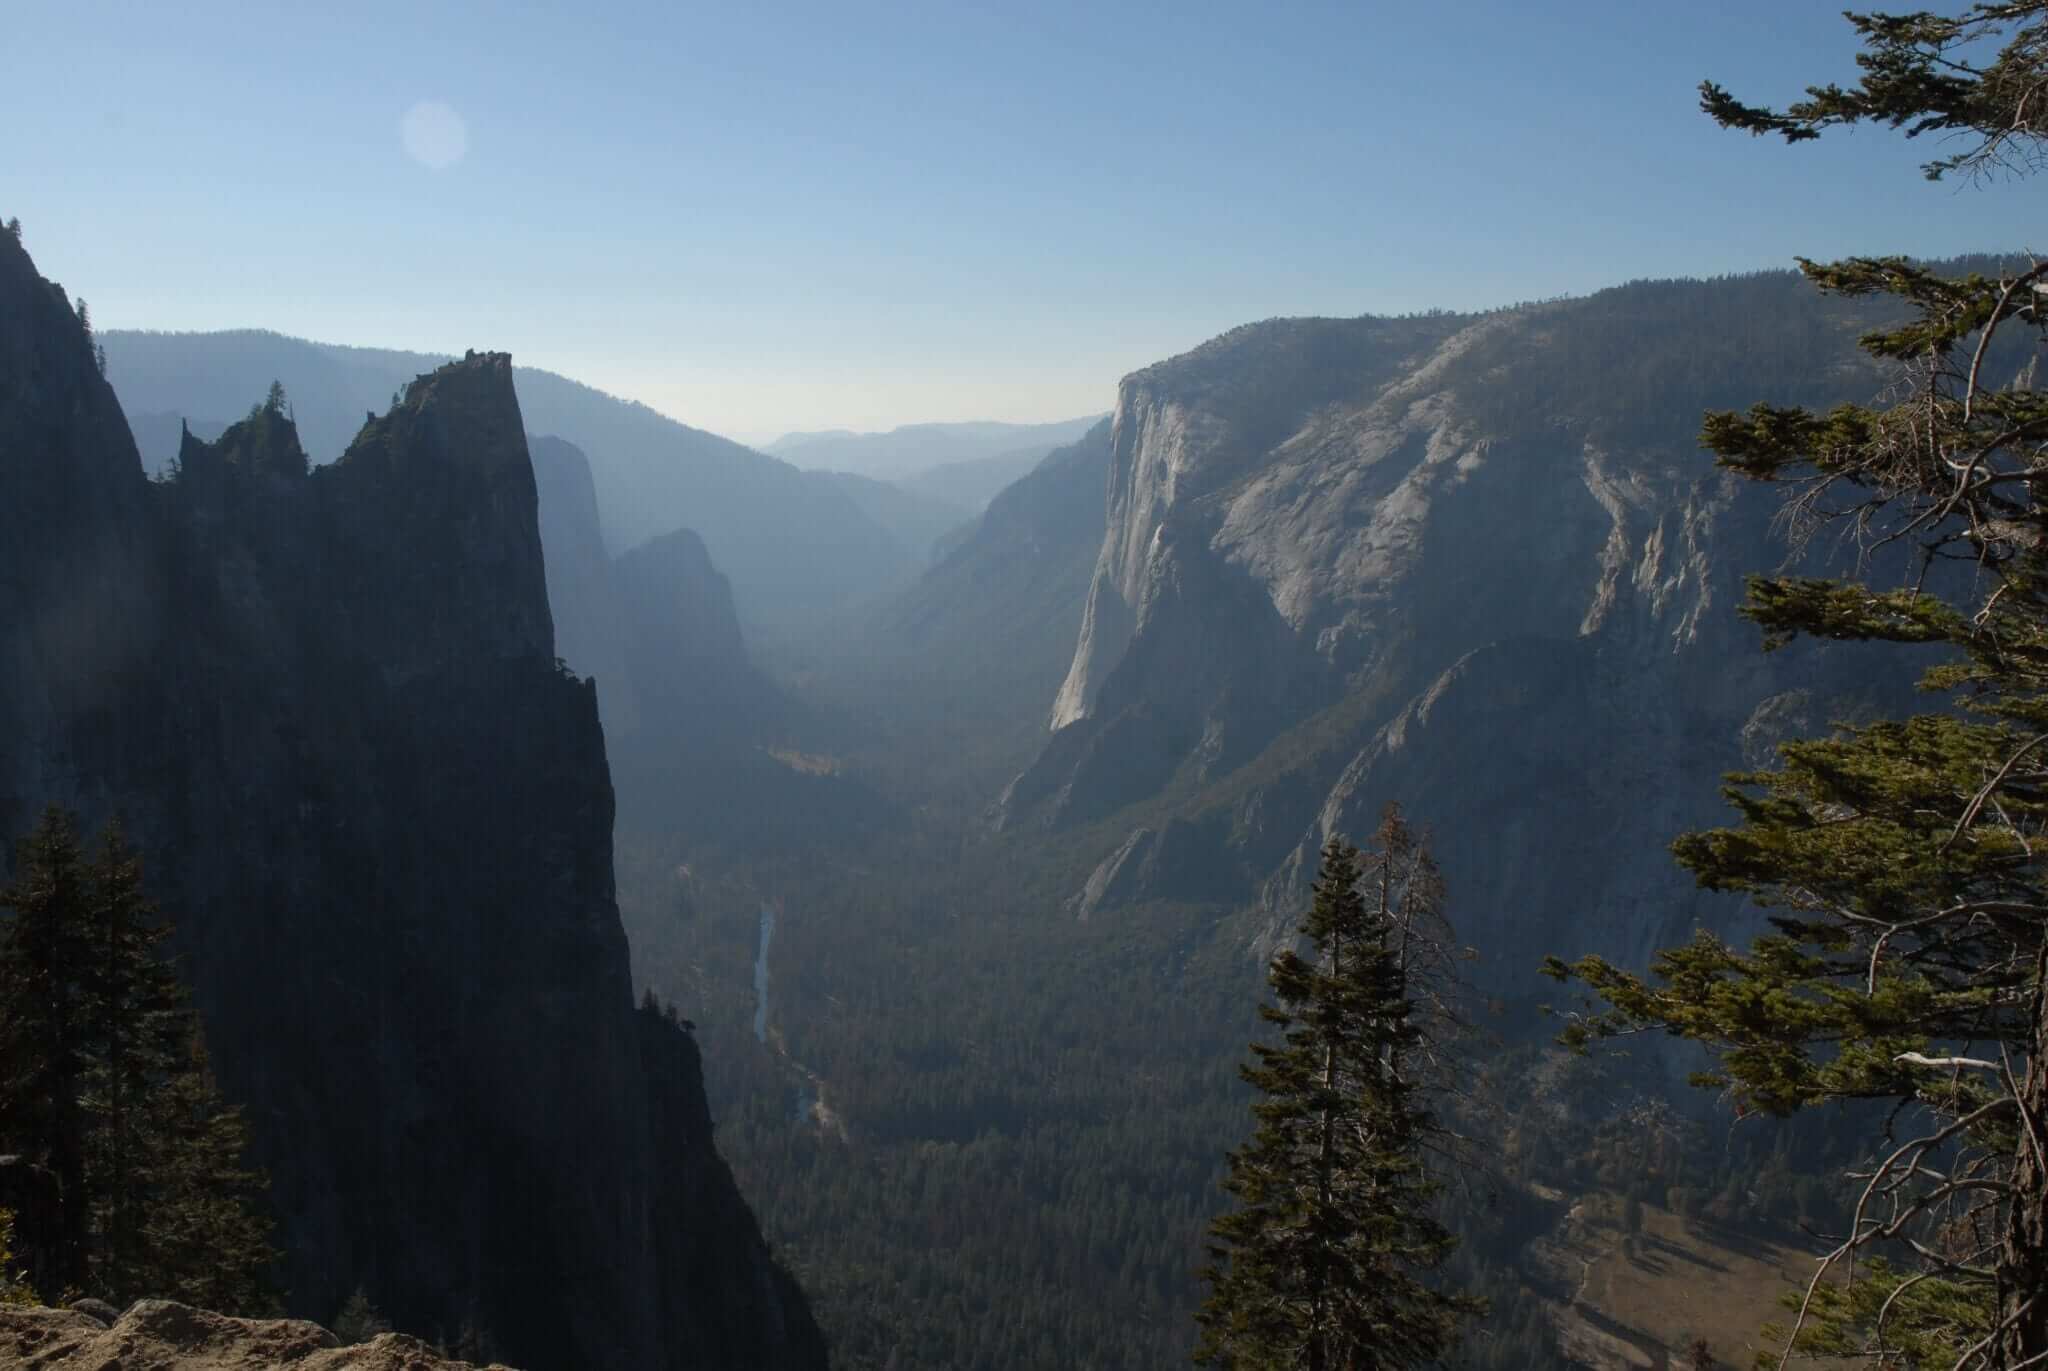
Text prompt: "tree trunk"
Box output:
[[1310, 931, 1340, 1371], [2000, 956, 2048, 1367]]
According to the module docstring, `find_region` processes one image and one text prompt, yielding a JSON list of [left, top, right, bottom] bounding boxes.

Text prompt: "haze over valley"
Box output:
[[7, 5, 2048, 1370]]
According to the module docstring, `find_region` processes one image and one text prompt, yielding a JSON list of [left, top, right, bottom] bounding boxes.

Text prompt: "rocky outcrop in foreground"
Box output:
[[0, 1301, 510, 1370]]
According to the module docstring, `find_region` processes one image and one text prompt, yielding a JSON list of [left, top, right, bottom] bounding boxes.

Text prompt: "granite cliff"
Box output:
[[0, 231, 824, 1370], [998, 274, 1944, 980], [613, 526, 774, 750], [527, 431, 784, 769]]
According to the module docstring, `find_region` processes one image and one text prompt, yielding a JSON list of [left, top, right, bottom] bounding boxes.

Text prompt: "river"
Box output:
[[752, 903, 775, 1042]]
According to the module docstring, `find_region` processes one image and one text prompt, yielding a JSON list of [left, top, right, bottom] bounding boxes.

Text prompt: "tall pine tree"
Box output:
[[79, 819, 207, 1300], [0, 809, 96, 1296], [131, 1029, 275, 1313], [1548, 7, 2048, 1366], [0, 808, 275, 1309], [1197, 813, 1480, 1371]]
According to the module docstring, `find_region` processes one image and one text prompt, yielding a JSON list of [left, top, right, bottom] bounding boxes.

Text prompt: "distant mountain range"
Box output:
[[767, 415, 1106, 485], [892, 441, 1069, 512], [99, 330, 985, 640]]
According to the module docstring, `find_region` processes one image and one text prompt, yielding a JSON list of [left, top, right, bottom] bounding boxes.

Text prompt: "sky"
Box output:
[[5, 1, 2044, 444]]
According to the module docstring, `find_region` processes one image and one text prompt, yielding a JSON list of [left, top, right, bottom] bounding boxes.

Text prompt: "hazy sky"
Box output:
[[6, 1, 2042, 443]]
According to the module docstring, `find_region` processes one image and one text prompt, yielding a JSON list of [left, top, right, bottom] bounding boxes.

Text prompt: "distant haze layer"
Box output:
[[766, 416, 1106, 481], [97, 328, 1009, 641]]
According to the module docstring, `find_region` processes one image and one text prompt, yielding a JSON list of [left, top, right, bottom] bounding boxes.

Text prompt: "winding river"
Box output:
[[752, 903, 776, 1042]]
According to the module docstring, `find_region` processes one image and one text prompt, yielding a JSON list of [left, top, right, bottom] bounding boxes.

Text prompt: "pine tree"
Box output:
[[72, 297, 105, 375], [1196, 820, 1481, 1370], [133, 1029, 275, 1313], [0, 1210, 31, 1307], [0, 810, 275, 1310], [333, 1286, 392, 1344], [0, 808, 97, 1296], [79, 820, 190, 1300], [1547, 8, 2048, 1367]]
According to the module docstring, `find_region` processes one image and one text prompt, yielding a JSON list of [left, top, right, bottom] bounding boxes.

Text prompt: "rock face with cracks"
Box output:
[[1002, 276, 1942, 988]]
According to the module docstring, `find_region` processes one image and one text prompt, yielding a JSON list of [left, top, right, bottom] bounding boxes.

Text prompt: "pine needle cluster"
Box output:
[[1548, 7, 2048, 1365]]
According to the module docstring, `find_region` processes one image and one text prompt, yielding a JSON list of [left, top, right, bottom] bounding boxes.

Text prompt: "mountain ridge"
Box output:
[[766, 414, 1106, 481], [2, 236, 825, 1371], [991, 270, 1953, 988], [100, 328, 930, 639]]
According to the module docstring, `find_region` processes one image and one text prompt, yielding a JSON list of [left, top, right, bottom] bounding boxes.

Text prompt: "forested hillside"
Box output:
[[18, 5, 2048, 1369], [612, 264, 2004, 1370], [94, 259, 2012, 1371]]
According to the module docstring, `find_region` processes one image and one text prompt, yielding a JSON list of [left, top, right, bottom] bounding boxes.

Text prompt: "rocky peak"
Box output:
[[341, 352, 523, 477], [0, 239, 825, 1371], [0, 230, 159, 833], [179, 404, 310, 483], [315, 352, 555, 680], [611, 526, 766, 746], [0, 226, 151, 562]]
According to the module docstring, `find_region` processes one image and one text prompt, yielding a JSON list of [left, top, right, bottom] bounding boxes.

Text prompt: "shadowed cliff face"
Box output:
[[530, 434, 640, 735], [1006, 278, 1936, 986], [529, 432, 784, 756], [613, 527, 766, 745], [0, 234, 159, 836], [0, 231, 824, 1371]]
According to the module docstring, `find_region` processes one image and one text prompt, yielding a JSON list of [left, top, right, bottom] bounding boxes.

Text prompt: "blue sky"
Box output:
[[5, 1, 2042, 442]]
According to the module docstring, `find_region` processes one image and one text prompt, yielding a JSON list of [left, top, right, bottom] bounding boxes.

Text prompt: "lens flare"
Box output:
[[400, 101, 468, 170]]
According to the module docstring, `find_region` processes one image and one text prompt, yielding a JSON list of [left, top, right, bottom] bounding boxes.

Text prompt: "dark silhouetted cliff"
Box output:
[[0, 230, 825, 1371]]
